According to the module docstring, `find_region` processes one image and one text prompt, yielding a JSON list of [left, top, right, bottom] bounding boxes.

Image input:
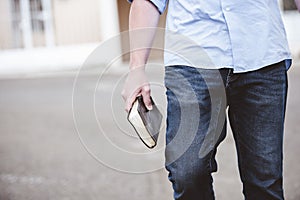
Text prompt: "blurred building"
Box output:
[[0, 0, 298, 75], [0, 0, 121, 49], [0, 0, 167, 49]]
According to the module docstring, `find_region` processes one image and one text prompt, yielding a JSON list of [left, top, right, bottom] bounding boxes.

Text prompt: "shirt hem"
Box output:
[[164, 58, 292, 73]]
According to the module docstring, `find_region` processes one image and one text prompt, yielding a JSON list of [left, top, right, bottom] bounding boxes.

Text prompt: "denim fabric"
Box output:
[[164, 61, 288, 200]]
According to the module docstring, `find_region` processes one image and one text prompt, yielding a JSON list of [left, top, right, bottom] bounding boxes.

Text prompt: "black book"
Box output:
[[127, 96, 163, 148]]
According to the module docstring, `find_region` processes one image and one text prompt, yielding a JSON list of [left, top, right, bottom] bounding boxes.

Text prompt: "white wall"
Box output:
[[52, 0, 102, 45]]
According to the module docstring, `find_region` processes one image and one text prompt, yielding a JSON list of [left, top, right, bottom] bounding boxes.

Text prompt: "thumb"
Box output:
[[141, 85, 152, 110]]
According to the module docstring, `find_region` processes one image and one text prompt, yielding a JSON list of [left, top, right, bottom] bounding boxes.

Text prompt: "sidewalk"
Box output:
[[0, 43, 100, 78]]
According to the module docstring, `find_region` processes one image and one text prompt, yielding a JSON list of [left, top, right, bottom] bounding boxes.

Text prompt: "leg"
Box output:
[[227, 61, 288, 200], [164, 66, 227, 200]]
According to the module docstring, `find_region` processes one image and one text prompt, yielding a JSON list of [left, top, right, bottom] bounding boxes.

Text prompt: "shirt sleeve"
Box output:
[[127, 0, 168, 14]]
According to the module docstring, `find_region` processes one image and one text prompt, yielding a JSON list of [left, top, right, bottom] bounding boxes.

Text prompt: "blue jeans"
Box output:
[[164, 61, 288, 200]]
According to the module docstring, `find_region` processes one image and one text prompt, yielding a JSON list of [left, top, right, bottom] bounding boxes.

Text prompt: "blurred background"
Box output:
[[0, 0, 299, 199]]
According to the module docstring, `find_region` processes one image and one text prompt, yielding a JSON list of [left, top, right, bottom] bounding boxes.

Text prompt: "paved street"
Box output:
[[0, 63, 299, 200]]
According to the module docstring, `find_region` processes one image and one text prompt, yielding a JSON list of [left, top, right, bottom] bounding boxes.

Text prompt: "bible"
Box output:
[[127, 96, 163, 148]]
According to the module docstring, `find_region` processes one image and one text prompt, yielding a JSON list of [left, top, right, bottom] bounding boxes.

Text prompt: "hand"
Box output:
[[121, 67, 153, 112]]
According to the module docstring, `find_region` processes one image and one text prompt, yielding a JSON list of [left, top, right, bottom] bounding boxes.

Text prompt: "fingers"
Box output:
[[122, 67, 151, 112], [125, 90, 141, 113], [141, 84, 152, 110], [125, 95, 134, 113], [124, 83, 152, 113]]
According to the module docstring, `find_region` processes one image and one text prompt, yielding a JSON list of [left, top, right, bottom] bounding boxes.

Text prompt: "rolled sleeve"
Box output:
[[127, 0, 168, 14]]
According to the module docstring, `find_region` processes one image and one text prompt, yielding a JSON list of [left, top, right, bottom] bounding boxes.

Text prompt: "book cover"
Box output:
[[127, 96, 163, 148]]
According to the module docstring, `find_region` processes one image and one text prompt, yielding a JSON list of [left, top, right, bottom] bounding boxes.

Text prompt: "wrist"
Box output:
[[129, 62, 146, 71]]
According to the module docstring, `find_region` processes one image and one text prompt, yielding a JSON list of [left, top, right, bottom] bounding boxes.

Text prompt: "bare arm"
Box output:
[[129, 0, 160, 69], [122, 0, 160, 112]]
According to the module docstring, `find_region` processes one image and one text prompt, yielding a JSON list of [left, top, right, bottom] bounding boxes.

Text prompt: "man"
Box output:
[[122, 0, 292, 199]]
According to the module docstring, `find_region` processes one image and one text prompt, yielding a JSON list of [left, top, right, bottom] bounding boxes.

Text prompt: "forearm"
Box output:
[[129, 0, 160, 69]]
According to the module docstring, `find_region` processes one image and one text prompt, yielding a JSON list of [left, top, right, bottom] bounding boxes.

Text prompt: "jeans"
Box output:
[[164, 61, 288, 200]]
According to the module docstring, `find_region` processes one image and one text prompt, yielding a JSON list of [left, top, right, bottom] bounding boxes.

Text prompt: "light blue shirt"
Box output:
[[129, 0, 292, 72]]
